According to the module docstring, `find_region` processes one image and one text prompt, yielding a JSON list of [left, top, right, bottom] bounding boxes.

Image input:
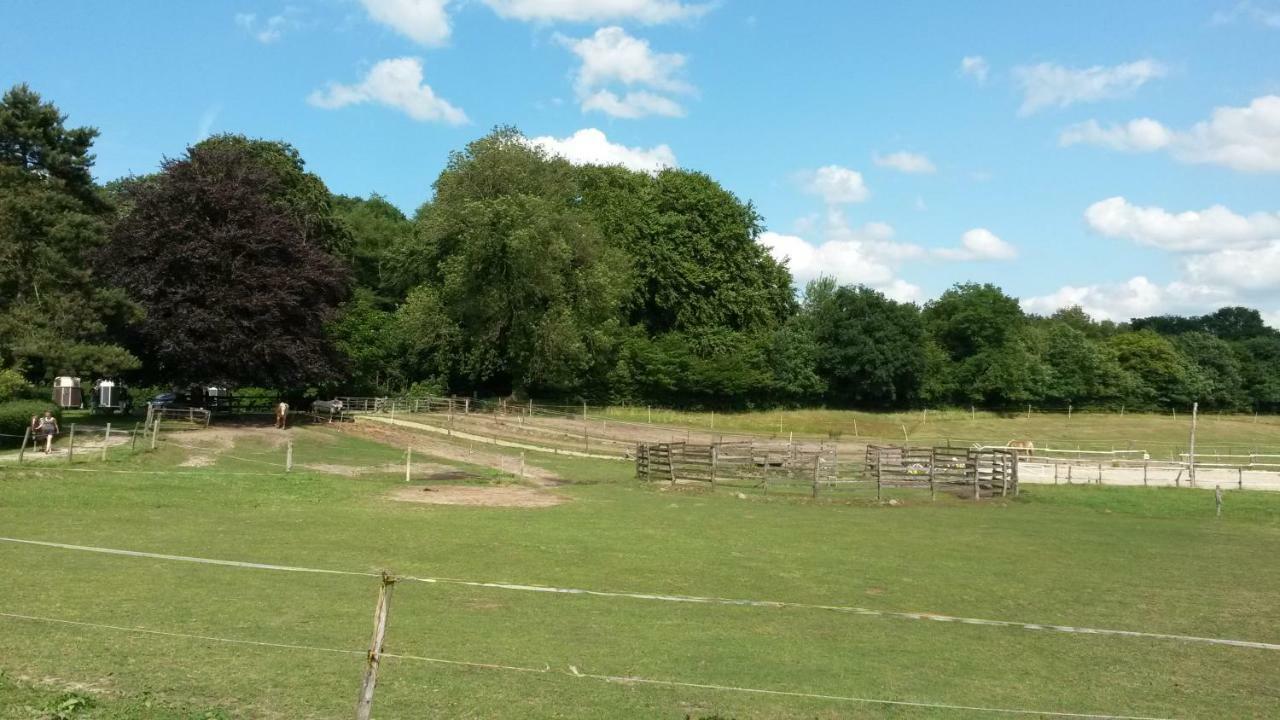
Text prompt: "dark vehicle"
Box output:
[[149, 385, 233, 411], [148, 391, 184, 409]]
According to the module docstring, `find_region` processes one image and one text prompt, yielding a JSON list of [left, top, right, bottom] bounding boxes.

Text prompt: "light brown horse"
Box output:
[[275, 402, 289, 429], [1006, 439, 1035, 457]]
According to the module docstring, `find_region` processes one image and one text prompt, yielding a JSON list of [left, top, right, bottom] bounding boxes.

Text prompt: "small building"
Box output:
[[52, 376, 83, 409]]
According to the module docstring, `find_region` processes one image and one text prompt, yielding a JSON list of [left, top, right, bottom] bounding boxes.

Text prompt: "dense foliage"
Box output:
[[5, 84, 1280, 411], [98, 135, 352, 387], [0, 400, 61, 442], [0, 84, 140, 380]]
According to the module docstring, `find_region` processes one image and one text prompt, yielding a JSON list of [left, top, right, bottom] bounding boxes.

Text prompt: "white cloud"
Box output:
[[1029, 197, 1280, 321], [1059, 118, 1174, 151], [527, 128, 675, 173], [1061, 95, 1280, 173], [959, 55, 989, 84], [1013, 59, 1166, 115], [1185, 242, 1280, 291], [1022, 276, 1232, 321], [759, 229, 921, 302], [1084, 196, 1280, 252], [934, 228, 1017, 261], [762, 211, 1019, 302], [1175, 95, 1280, 172], [802, 165, 869, 204], [579, 89, 684, 118], [360, 0, 452, 46], [483, 0, 711, 23], [873, 151, 936, 174], [558, 26, 692, 118], [235, 11, 296, 43], [1212, 1, 1280, 28], [308, 57, 467, 125]]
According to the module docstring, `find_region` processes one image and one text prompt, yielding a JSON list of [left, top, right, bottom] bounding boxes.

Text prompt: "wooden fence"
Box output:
[[638, 441, 1019, 500], [865, 445, 1017, 500], [636, 441, 838, 496]]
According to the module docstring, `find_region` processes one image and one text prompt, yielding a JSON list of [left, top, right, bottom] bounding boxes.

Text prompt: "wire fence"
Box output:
[[6, 534, 1264, 719]]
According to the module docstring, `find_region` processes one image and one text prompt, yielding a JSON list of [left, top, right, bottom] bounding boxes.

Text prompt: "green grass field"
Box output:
[[2, 423, 1279, 718], [599, 405, 1280, 456]]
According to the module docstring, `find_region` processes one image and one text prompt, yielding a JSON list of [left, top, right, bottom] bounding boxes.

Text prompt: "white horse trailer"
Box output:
[[52, 376, 83, 409], [91, 379, 131, 415]]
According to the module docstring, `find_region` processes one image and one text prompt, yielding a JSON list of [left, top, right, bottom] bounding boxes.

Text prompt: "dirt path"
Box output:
[[338, 420, 562, 486]]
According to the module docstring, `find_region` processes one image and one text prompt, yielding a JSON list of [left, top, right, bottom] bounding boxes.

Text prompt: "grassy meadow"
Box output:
[[598, 405, 1280, 456], [1, 422, 1279, 718]]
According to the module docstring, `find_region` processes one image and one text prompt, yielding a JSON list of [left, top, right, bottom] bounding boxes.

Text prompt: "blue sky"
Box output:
[[5, 0, 1280, 323]]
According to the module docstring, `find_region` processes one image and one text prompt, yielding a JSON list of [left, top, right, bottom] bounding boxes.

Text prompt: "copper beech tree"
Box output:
[[99, 136, 351, 388]]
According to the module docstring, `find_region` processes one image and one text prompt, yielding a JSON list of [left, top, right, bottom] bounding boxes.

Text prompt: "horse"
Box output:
[[312, 399, 344, 424], [275, 402, 289, 429], [1006, 439, 1035, 457]]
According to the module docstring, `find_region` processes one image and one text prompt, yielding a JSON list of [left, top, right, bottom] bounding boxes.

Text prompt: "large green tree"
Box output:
[[923, 282, 1025, 361], [579, 166, 794, 334], [394, 128, 628, 396], [1107, 330, 1205, 408], [806, 282, 925, 405], [0, 84, 139, 379], [332, 193, 411, 299], [99, 135, 352, 388]]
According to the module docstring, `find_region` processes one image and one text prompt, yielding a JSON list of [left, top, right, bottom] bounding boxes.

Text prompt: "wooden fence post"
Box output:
[[355, 572, 396, 720], [67, 424, 76, 464], [131, 422, 140, 452], [1215, 485, 1223, 519], [1142, 460, 1148, 487], [18, 426, 30, 464], [1012, 451, 1020, 497], [875, 455, 882, 502], [762, 452, 770, 495], [811, 452, 820, 499], [928, 447, 936, 501], [710, 444, 718, 491], [973, 456, 980, 501], [102, 423, 111, 461], [519, 451, 526, 481], [286, 441, 294, 473], [151, 417, 161, 450], [1097, 463, 1103, 485], [1238, 466, 1244, 490]]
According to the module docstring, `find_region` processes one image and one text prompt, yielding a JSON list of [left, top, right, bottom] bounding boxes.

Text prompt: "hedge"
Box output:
[[0, 400, 63, 445]]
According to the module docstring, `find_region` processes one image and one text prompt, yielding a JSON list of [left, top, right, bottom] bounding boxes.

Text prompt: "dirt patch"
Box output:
[[299, 461, 465, 478], [389, 484, 567, 508]]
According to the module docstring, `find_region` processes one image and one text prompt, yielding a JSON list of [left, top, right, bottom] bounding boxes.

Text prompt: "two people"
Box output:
[[30, 410, 59, 454]]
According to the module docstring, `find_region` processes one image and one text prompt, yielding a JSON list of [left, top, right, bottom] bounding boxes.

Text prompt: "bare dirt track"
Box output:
[[337, 420, 562, 486]]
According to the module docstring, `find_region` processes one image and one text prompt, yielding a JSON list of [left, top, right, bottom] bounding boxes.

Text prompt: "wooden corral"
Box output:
[[636, 441, 838, 496], [638, 441, 1018, 500]]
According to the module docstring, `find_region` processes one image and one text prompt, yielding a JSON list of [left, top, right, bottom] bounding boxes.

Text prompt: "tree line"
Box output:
[[3, 84, 1279, 411]]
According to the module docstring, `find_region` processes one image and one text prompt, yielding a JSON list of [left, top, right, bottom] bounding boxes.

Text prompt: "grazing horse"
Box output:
[[275, 402, 289, 429], [312, 399, 344, 423], [1006, 439, 1035, 457]]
